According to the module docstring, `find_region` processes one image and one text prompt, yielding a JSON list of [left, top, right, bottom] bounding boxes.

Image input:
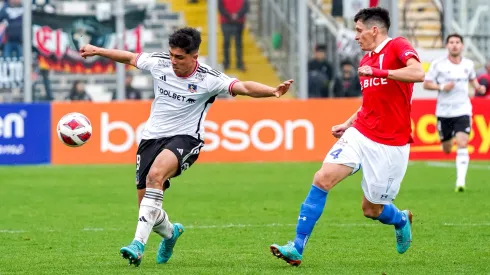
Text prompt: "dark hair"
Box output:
[[168, 27, 202, 54], [445, 33, 464, 44], [68, 80, 86, 99], [70, 80, 82, 93], [340, 59, 354, 67], [315, 44, 327, 52], [354, 7, 391, 30]]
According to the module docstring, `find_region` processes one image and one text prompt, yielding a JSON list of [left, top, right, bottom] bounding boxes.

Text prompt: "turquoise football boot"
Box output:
[[120, 240, 145, 267], [395, 210, 413, 254], [270, 241, 303, 266], [156, 223, 184, 264]]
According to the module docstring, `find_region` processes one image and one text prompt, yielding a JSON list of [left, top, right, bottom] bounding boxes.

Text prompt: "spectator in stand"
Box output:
[[68, 80, 92, 101], [476, 60, 490, 98], [307, 44, 334, 98], [113, 72, 142, 100], [219, 0, 249, 71], [0, 0, 23, 58], [332, 59, 362, 98], [32, 0, 55, 100]]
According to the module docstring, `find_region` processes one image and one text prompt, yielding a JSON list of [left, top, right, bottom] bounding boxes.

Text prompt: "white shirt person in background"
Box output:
[[423, 33, 486, 192]]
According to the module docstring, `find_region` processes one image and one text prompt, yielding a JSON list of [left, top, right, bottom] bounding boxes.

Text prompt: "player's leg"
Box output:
[[235, 23, 245, 70], [453, 115, 471, 192], [155, 135, 203, 264], [270, 128, 362, 266], [121, 138, 179, 266], [360, 139, 412, 254], [296, 163, 353, 249], [221, 24, 232, 70], [137, 179, 171, 208], [437, 117, 454, 154], [441, 139, 453, 154]]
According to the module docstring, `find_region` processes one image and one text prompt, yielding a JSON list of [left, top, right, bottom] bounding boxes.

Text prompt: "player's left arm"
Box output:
[[468, 64, 486, 94], [231, 79, 294, 98], [386, 58, 425, 83], [470, 78, 486, 94]]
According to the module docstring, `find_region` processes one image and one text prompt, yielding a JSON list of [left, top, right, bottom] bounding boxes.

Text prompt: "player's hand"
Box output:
[[273, 79, 294, 98], [476, 85, 486, 94], [441, 82, 455, 91], [80, 44, 99, 59], [331, 123, 349, 138], [358, 66, 373, 76]]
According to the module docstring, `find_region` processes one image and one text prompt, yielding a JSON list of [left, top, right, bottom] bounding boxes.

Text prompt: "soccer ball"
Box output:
[[56, 112, 92, 147]]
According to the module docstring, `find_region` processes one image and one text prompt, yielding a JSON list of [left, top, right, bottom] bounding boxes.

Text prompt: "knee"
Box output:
[[362, 204, 383, 219], [146, 168, 165, 189], [456, 139, 468, 149], [313, 169, 336, 191]]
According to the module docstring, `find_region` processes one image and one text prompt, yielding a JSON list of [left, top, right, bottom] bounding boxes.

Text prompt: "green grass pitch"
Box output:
[[0, 161, 489, 274]]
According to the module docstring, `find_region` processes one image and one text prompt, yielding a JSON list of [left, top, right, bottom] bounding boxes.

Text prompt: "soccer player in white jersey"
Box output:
[[423, 33, 486, 192], [80, 27, 293, 267]]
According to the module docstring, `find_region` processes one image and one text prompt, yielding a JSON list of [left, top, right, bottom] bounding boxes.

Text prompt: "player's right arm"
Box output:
[[423, 60, 454, 92], [80, 44, 139, 67], [332, 107, 361, 138], [424, 80, 455, 92], [344, 107, 361, 127]]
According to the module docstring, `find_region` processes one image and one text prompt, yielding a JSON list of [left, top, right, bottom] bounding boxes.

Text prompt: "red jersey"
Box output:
[[477, 73, 490, 97], [353, 37, 420, 146]]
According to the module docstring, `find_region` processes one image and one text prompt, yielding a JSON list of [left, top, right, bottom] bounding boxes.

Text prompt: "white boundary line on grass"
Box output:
[[421, 161, 490, 170], [442, 223, 490, 226], [2, 222, 490, 234]]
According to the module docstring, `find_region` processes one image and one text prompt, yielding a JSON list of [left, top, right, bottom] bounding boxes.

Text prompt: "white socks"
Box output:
[[153, 208, 174, 239], [456, 148, 469, 187], [134, 188, 163, 245]]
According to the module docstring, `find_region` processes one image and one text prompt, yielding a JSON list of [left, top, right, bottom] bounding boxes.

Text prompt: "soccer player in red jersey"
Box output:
[[270, 7, 425, 266]]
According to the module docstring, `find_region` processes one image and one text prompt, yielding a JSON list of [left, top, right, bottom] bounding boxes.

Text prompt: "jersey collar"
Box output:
[[369, 37, 392, 57]]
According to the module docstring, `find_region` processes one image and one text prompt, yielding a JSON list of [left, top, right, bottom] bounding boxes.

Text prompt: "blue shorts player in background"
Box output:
[[270, 7, 425, 266], [80, 27, 293, 267]]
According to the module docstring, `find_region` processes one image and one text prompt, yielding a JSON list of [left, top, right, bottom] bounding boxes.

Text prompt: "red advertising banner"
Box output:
[[410, 98, 490, 160]]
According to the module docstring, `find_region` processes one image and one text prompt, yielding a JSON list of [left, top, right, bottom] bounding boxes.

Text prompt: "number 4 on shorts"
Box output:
[[329, 148, 342, 159]]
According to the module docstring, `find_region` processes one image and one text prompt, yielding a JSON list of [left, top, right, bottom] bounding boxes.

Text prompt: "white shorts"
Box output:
[[324, 127, 410, 205]]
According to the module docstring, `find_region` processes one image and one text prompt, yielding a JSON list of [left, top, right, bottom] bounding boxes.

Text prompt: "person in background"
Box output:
[[68, 80, 92, 101], [307, 44, 334, 98], [423, 33, 486, 192], [113, 72, 143, 100], [0, 0, 23, 58], [476, 60, 490, 98], [332, 60, 362, 97], [32, 0, 55, 100], [219, 0, 249, 71]]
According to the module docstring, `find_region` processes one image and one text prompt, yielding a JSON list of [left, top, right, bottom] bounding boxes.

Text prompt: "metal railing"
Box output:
[[253, 0, 341, 98], [256, 0, 298, 86], [446, 0, 490, 64], [401, 0, 444, 48]]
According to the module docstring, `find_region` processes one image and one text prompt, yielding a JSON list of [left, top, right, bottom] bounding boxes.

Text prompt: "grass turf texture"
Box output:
[[0, 162, 489, 274]]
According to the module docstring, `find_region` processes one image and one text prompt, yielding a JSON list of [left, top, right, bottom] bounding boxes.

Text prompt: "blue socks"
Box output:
[[293, 184, 328, 254], [376, 203, 407, 229]]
